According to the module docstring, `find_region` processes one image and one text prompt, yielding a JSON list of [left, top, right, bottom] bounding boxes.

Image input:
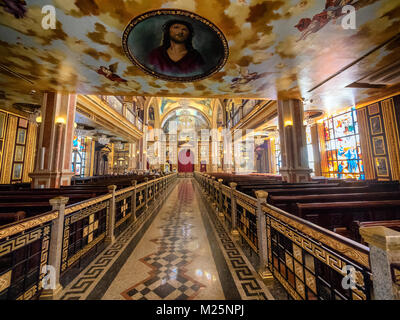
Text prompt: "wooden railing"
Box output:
[[194, 171, 400, 300], [0, 173, 177, 300]]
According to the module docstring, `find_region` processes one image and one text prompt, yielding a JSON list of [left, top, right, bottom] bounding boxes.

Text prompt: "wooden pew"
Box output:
[[269, 191, 400, 214], [296, 200, 400, 232], [350, 219, 400, 243], [0, 211, 26, 225]]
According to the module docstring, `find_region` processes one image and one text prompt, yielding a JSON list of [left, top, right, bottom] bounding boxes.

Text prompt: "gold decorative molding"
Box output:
[[236, 199, 256, 215], [237, 227, 258, 253], [263, 204, 370, 268], [65, 194, 112, 216], [356, 108, 375, 180], [0, 211, 59, 240], [381, 98, 400, 180], [23, 122, 37, 183], [67, 233, 105, 268], [0, 115, 17, 184], [0, 270, 12, 292]]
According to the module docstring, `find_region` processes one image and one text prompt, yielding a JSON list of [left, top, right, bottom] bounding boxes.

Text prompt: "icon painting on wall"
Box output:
[[122, 9, 229, 82]]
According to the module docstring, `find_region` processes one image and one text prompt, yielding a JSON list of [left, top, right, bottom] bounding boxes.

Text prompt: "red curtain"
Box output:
[[178, 149, 194, 172]]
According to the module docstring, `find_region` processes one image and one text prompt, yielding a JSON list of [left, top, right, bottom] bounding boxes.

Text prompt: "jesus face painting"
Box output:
[[122, 9, 228, 82], [148, 20, 205, 75]]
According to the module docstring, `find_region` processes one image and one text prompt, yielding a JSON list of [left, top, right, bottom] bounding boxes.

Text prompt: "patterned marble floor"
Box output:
[[103, 179, 224, 300], [60, 178, 274, 300]]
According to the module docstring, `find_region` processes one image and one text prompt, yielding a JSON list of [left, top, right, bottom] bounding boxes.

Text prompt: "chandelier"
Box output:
[[98, 135, 110, 145]]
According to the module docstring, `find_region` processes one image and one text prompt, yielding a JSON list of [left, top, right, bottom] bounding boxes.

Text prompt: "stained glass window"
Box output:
[[323, 108, 364, 180], [72, 135, 86, 176], [306, 126, 315, 176]]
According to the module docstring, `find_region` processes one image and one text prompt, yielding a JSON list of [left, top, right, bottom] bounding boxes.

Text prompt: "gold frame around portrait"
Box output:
[[367, 103, 380, 116], [16, 128, 26, 145], [372, 136, 386, 156], [369, 115, 383, 135], [122, 8, 229, 83], [14, 145, 25, 162], [375, 157, 389, 177], [12, 163, 23, 180], [0, 112, 6, 139]]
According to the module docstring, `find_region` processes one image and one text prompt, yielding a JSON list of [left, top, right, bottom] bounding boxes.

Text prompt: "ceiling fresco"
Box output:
[[159, 97, 213, 120], [161, 107, 210, 133], [0, 0, 399, 112]]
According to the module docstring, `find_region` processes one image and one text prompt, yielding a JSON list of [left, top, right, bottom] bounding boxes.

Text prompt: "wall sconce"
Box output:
[[55, 117, 66, 124], [284, 120, 293, 127], [36, 116, 42, 123]]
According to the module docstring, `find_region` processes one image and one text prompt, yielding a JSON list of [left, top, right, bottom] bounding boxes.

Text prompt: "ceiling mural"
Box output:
[[159, 97, 213, 120], [122, 9, 229, 82], [161, 108, 210, 133], [0, 0, 399, 112]]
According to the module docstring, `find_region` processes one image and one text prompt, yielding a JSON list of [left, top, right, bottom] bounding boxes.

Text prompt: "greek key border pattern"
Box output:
[[263, 204, 370, 268]]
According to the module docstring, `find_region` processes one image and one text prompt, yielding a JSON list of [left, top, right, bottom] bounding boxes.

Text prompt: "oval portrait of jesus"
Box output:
[[122, 9, 229, 82]]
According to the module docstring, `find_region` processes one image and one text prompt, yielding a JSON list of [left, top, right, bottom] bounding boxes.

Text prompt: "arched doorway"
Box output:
[[178, 149, 194, 173]]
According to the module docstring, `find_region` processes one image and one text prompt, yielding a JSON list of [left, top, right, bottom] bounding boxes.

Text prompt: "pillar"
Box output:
[[40, 196, 69, 299], [255, 190, 272, 279], [277, 99, 311, 182], [105, 185, 116, 244], [131, 180, 137, 222], [229, 182, 239, 237], [29, 92, 76, 188], [217, 179, 223, 217], [310, 123, 322, 176], [360, 226, 400, 300]]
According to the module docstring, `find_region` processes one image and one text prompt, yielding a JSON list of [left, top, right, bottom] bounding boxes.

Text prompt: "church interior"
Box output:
[[0, 0, 400, 302]]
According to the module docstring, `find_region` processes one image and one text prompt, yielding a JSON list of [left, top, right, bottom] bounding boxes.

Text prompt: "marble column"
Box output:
[[310, 123, 322, 176], [40, 196, 69, 299], [255, 190, 273, 279], [277, 99, 311, 182], [29, 92, 76, 188], [360, 226, 400, 300]]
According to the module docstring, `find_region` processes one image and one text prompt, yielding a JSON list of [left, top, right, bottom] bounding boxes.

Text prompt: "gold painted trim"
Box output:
[[369, 115, 383, 135], [67, 233, 105, 268], [0, 115, 17, 184], [263, 204, 370, 268], [381, 98, 400, 180], [272, 268, 302, 300], [372, 136, 386, 156], [237, 227, 258, 253], [356, 108, 375, 180], [65, 194, 112, 216], [0, 211, 59, 240], [115, 212, 132, 228], [0, 270, 12, 292]]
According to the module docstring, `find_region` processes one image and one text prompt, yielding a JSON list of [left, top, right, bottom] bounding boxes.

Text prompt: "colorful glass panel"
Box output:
[[323, 108, 364, 180]]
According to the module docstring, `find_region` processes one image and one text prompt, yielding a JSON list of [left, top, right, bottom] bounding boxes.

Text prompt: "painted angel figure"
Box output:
[[97, 63, 127, 83], [0, 0, 27, 18], [295, 0, 356, 41], [231, 65, 262, 89]]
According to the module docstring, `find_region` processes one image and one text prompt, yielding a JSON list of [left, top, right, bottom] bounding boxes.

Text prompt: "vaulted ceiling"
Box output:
[[0, 0, 399, 113]]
